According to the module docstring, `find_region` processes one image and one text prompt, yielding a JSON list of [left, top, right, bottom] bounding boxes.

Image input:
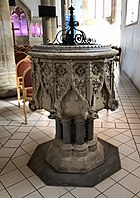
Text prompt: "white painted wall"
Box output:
[[121, 0, 140, 90]]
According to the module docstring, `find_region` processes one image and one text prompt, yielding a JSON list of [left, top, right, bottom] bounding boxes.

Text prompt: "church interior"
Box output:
[[0, 0, 140, 197]]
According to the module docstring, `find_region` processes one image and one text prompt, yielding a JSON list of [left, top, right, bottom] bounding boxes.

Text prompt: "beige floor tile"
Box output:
[[36, 135, 52, 144], [121, 157, 140, 172], [136, 144, 140, 151], [127, 118, 140, 124], [130, 124, 140, 130], [0, 161, 16, 176], [12, 147, 26, 158], [126, 114, 139, 118], [95, 178, 116, 192], [70, 187, 100, 198], [125, 140, 137, 149], [0, 121, 11, 125], [37, 126, 56, 139], [20, 166, 34, 178], [0, 169, 25, 187], [106, 138, 122, 147], [123, 130, 132, 137], [96, 194, 107, 198], [24, 191, 44, 198], [4, 126, 19, 134], [0, 148, 16, 157], [29, 131, 46, 141], [119, 174, 140, 194], [129, 151, 140, 163], [0, 181, 4, 190], [21, 141, 38, 153], [110, 169, 129, 182], [94, 121, 102, 128], [8, 120, 23, 126], [131, 130, 140, 135], [7, 179, 35, 198], [103, 183, 134, 198], [35, 120, 50, 127], [28, 175, 45, 189], [0, 136, 11, 145], [119, 144, 136, 156], [0, 130, 11, 139], [102, 122, 116, 128], [116, 123, 129, 129], [124, 110, 136, 114], [132, 167, 140, 178], [60, 192, 76, 198], [0, 189, 11, 198], [11, 132, 27, 140], [102, 129, 119, 137], [97, 133, 110, 141], [39, 186, 67, 198], [134, 136, 140, 143], [21, 136, 33, 145], [4, 139, 22, 148], [114, 134, 132, 143], [12, 153, 30, 168], [16, 126, 32, 133], [123, 105, 134, 110]]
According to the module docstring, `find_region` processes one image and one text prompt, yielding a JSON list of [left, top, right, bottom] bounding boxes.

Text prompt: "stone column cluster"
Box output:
[[55, 117, 94, 146], [0, 0, 16, 98]]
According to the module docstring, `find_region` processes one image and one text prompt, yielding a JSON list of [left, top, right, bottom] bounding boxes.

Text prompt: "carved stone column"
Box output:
[[0, 0, 16, 98], [55, 117, 62, 139]]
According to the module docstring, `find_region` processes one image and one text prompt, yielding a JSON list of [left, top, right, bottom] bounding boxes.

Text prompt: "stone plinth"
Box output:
[[28, 44, 121, 186]]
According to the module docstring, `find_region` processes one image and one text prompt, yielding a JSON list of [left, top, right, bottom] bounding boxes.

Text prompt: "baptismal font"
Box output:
[[28, 5, 121, 186]]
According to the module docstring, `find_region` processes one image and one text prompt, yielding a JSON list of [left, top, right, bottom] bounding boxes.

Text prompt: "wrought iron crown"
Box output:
[[47, 5, 96, 45]]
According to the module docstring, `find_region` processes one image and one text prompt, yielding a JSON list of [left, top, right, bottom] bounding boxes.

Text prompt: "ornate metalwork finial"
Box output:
[[47, 5, 96, 45]]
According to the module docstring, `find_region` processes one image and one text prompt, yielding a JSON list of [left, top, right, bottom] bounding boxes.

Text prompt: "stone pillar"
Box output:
[[111, 0, 117, 24], [50, 0, 57, 42], [55, 117, 62, 139], [61, 0, 67, 41], [0, 0, 16, 98], [86, 119, 93, 141], [41, 0, 52, 43], [62, 120, 71, 144], [75, 120, 85, 145]]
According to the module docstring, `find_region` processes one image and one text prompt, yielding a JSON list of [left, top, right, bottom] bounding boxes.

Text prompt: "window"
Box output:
[[94, 0, 112, 18], [126, 0, 139, 26], [11, 6, 28, 37]]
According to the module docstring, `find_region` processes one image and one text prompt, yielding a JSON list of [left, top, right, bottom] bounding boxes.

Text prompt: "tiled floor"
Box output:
[[0, 67, 140, 198]]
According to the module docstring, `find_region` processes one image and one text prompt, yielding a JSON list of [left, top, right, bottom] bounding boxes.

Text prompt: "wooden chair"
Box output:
[[15, 51, 28, 64], [16, 59, 32, 107], [22, 67, 32, 124]]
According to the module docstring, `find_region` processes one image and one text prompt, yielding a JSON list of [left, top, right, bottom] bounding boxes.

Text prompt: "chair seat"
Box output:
[[26, 88, 32, 97]]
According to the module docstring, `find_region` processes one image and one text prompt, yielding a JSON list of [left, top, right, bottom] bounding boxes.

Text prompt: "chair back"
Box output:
[[17, 59, 32, 78], [15, 51, 27, 64], [23, 67, 32, 88]]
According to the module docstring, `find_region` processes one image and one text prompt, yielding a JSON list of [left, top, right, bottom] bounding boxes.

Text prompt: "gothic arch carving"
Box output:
[[15, 0, 31, 21]]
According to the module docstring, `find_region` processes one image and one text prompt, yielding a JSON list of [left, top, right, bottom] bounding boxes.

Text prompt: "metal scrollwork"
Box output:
[[47, 5, 96, 45]]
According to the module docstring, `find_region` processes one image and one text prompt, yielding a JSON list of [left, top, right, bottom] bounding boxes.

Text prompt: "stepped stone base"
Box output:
[[28, 138, 121, 187]]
